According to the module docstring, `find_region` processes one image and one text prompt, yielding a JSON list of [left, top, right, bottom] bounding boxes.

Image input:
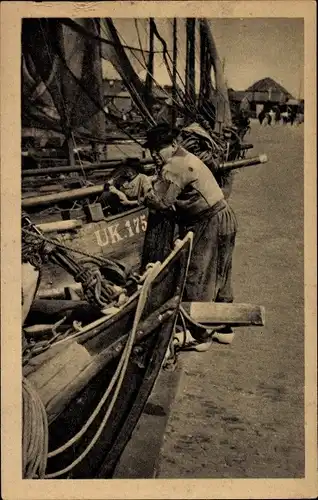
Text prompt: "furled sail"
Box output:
[[22, 18, 106, 141], [21, 17, 232, 146], [198, 19, 232, 130]]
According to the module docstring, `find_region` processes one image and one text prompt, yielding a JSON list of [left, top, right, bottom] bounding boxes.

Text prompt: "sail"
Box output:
[[21, 17, 231, 145], [198, 19, 232, 130], [22, 18, 106, 141]]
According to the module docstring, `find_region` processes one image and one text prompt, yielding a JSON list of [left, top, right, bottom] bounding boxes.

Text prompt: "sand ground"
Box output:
[[157, 121, 305, 478]]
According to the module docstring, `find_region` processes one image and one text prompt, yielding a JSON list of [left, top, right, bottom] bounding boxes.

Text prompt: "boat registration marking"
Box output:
[[95, 214, 147, 247]]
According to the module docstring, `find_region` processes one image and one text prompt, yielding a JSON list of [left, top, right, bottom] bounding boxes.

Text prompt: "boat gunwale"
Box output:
[[40, 233, 192, 349]]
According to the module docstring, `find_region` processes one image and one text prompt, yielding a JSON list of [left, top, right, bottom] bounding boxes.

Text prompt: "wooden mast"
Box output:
[[145, 18, 155, 114], [171, 18, 177, 128], [185, 18, 196, 120], [200, 19, 232, 131]]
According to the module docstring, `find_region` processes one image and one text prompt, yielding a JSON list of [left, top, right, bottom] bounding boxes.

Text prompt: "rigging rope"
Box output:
[[134, 19, 149, 68], [39, 20, 145, 147], [100, 19, 156, 127]]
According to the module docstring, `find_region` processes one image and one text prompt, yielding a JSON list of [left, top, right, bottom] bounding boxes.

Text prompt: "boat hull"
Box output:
[[23, 234, 192, 479], [38, 206, 149, 293]]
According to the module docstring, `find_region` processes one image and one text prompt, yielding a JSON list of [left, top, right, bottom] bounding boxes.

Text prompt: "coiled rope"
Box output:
[[22, 377, 49, 479]]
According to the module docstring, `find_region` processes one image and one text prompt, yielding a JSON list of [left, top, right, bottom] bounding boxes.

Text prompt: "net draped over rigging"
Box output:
[[22, 17, 231, 143]]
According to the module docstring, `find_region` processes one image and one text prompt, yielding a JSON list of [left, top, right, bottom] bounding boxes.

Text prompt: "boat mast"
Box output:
[[171, 18, 178, 128], [88, 19, 107, 162], [200, 19, 232, 131], [145, 18, 155, 114], [185, 18, 196, 120]]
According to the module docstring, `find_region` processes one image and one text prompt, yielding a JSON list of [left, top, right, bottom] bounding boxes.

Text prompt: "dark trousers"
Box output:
[[179, 203, 237, 304]]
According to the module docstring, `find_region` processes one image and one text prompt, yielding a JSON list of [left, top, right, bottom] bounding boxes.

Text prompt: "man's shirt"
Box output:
[[144, 146, 224, 216], [121, 174, 153, 202]]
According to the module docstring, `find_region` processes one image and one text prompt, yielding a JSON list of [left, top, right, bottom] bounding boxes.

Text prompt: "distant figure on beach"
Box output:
[[274, 107, 281, 124], [265, 112, 272, 126], [269, 109, 275, 125], [258, 109, 266, 125], [281, 111, 289, 125], [290, 109, 297, 126]]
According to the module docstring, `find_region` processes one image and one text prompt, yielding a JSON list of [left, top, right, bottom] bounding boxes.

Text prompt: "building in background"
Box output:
[[228, 77, 300, 117], [103, 78, 170, 121]]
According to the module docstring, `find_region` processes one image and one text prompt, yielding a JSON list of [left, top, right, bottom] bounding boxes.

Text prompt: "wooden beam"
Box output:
[[36, 219, 83, 233], [182, 302, 265, 326], [22, 158, 154, 177]]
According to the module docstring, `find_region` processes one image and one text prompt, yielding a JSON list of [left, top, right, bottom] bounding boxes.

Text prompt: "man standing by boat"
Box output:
[[136, 123, 238, 344]]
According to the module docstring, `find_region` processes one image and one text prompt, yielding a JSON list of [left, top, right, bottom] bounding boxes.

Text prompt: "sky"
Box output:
[[210, 18, 304, 98], [102, 18, 304, 99]]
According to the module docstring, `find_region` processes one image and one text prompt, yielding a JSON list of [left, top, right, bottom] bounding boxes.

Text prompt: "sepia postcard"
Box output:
[[1, 1, 317, 499]]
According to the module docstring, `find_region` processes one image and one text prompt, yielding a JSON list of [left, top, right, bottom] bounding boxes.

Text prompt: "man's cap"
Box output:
[[143, 122, 180, 150]]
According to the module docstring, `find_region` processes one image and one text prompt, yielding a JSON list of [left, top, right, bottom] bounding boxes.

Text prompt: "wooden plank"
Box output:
[[182, 302, 265, 326], [36, 219, 83, 233], [27, 342, 92, 404]]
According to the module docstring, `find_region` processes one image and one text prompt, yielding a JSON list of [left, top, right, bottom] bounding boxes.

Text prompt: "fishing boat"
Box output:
[[22, 206, 195, 479], [22, 213, 266, 480], [22, 17, 264, 292], [21, 19, 267, 479]]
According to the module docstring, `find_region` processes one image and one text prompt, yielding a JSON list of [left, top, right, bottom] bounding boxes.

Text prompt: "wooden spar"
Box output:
[[36, 219, 83, 233], [21, 144, 255, 178], [66, 137, 76, 167], [22, 155, 267, 209], [22, 185, 104, 208], [182, 302, 265, 326], [22, 158, 155, 177], [185, 18, 196, 112], [220, 154, 268, 172], [200, 19, 232, 130], [90, 19, 107, 150], [37, 283, 83, 300], [171, 18, 177, 128], [145, 18, 155, 114], [26, 299, 102, 326], [240, 143, 253, 151]]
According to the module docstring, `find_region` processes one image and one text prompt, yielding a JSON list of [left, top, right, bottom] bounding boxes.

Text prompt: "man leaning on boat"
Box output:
[[110, 123, 238, 346]]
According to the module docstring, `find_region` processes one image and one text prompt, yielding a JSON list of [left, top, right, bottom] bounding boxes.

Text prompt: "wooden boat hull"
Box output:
[[38, 205, 149, 293], [23, 234, 192, 479]]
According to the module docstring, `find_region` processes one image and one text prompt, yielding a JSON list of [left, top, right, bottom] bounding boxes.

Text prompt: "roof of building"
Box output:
[[246, 77, 293, 98]]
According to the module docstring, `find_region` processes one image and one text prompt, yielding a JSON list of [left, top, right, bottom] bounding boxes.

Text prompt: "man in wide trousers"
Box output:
[[142, 123, 238, 344]]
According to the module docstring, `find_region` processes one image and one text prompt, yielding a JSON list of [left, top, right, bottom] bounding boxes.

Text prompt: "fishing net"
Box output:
[[22, 19, 106, 139], [22, 17, 232, 143]]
